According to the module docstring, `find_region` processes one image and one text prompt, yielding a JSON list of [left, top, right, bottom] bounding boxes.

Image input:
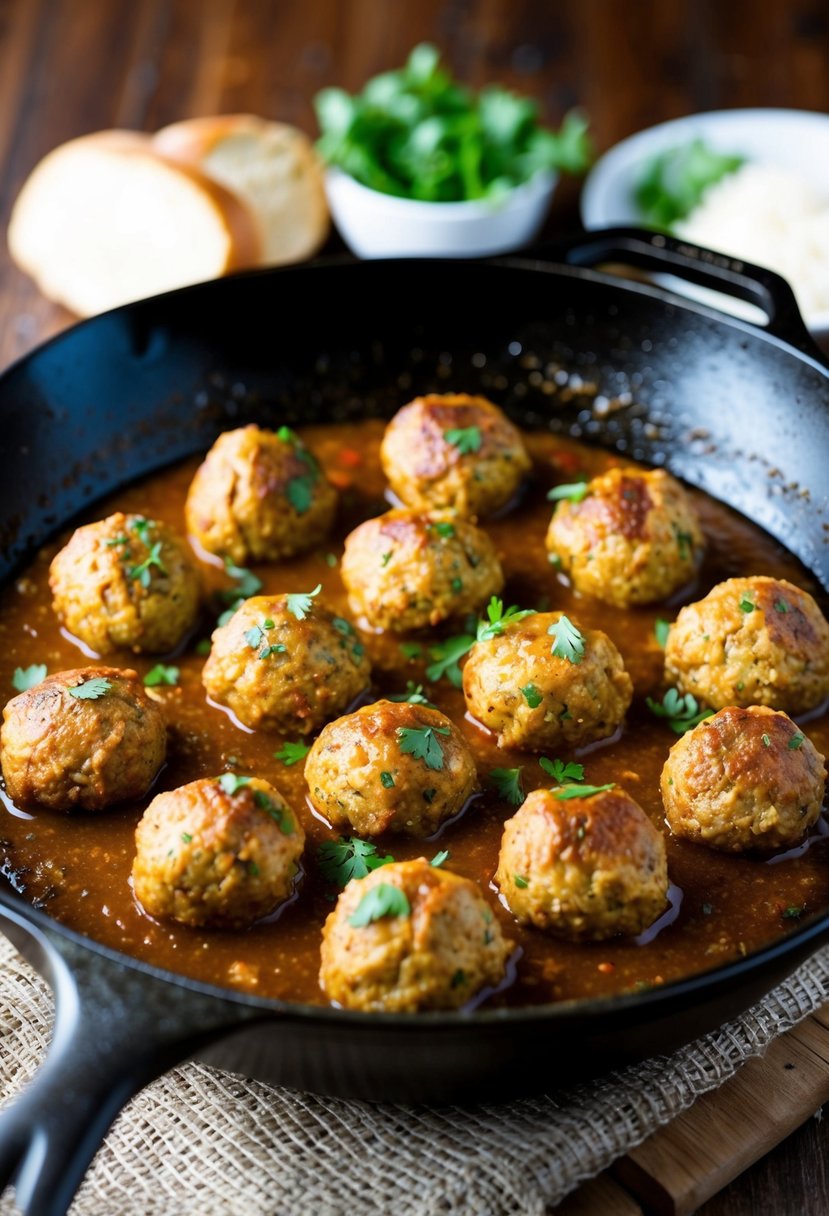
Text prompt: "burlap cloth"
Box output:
[[0, 936, 828, 1215]]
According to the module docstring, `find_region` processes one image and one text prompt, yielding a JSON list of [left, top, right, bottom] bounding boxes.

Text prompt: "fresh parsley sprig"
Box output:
[[444, 425, 482, 454], [275, 741, 311, 766], [489, 767, 524, 806], [348, 883, 411, 927], [425, 596, 536, 687], [547, 480, 588, 503], [553, 782, 615, 800], [388, 681, 434, 706], [286, 585, 322, 620], [397, 724, 451, 770], [12, 664, 47, 692], [539, 757, 584, 784], [548, 614, 585, 663], [144, 664, 179, 687], [646, 688, 713, 734], [67, 677, 111, 700], [317, 837, 395, 887]]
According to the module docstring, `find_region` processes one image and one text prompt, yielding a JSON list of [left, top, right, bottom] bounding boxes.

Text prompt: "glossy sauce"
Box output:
[[1, 419, 828, 1008]]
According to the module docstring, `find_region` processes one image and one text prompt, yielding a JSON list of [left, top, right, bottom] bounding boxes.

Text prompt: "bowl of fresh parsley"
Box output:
[[314, 44, 592, 258]]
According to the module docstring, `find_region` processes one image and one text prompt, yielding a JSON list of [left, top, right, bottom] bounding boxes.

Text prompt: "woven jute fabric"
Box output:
[[1, 936, 828, 1215]]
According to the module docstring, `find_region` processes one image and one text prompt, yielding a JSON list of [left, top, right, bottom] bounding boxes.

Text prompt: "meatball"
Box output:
[[463, 611, 632, 751], [661, 705, 826, 854], [185, 423, 337, 565], [50, 512, 200, 655], [546, 466, 704, 607], [340, 508, 503, 632], [1, 667, 166, 812], [201, 592, 370, 733], [495, 787, 669, 940], [132, 775, 304, 928], [306, 700, 478, 837], [665, 576, 829, 714], [380, 393, 531, 518], [319, 858, 512, 1011]]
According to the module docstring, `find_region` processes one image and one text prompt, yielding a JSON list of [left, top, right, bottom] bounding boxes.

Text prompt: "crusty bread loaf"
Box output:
[[154, 115, 329, 266], [7, 130, 261, 316]]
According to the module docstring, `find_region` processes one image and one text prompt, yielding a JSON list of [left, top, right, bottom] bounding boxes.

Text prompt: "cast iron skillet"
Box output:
[[1, 229, 829, 1216]]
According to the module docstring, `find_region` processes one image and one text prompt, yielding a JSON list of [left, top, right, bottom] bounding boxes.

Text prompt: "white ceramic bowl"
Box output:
[[581, 108, 829, 338], [324, 167, 557, 259]]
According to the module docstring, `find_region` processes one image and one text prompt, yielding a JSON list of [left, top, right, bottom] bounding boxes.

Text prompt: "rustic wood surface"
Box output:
[[1, 2, 829, 1212]]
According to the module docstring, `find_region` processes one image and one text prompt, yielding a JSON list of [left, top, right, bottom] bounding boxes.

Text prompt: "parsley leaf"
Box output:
[[548, 614, 585, 663], [489, 767, 524, 806], [514, 875, 529, 888], [444, 426, 482, 455], [127, 540, 167, 588], [317, 837, 395, 887], [397, 724, 451, 770], [348, 883, 411, 927], [788, 732, 805, 750], [286, 585, 322, 620], [286, 474, 316, 514], [429, 520, 456, 539], [380, 771, 395, 788], [67, 677, 111, 700], [783, 905, 805, 920], [430, 849, 450, 867], [739, 595, 755, 613], [275, 740, 311, 766], [217, 773, 251, 795], [144, 664, 179, 687], [476, 596, 535, 642], [547, 480, 588, 503], [388, 681, 434, 706], [654, 618, 671, 649], [520, 682, 542, 708], [253, 788, 295, 834], [12, 664, 47, 691], [539, 757, 585, 784], [400, 642, 423, 661], [553, 782, 615, 800], [646, 688, 714, 733], [426, 633, 475, 687]]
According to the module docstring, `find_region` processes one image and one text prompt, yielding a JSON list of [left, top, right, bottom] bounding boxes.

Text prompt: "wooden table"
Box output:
[[0, 1, 828, 1211]]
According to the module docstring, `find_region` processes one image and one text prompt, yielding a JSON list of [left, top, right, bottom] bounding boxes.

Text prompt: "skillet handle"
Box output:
[[0, 902, 262, 1216], [542, 226, 822, 358]]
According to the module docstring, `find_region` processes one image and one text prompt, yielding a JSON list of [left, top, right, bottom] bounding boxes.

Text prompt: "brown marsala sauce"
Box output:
[[1, 419, 828, 1009]]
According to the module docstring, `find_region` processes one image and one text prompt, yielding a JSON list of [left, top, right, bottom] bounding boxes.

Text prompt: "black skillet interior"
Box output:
[[2, 230, 829, 1216]]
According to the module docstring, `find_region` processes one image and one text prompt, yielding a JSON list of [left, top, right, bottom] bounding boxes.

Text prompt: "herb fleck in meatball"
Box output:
[[463, 611, 632, 751], [380, 393, 531, 518], [546, 466, 704, 607], [132, 775, 304, 928], [185, 424, 337, 564], [50, 512, 200, 655], [306, 700, 478, 837], [1, 667, 166, 812], [661, 705, 826, 854], [319, 858, 512, 1011], [665, 576, 829, 715], [495, 787, 669, 940], [340, 508, 503, 632], [201, 591, 370, 733]]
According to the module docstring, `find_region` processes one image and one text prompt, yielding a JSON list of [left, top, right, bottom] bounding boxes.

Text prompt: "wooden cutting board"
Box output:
[[555, 1007, 829, 1215]]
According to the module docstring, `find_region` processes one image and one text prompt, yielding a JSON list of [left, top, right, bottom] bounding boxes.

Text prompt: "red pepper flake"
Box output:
[[327, 470, 353, 490], [338, 448, 363, 468], [597, 961, 615, 974]]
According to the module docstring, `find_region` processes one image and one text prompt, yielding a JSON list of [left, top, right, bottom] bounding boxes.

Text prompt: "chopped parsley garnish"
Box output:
[[654, 619, 671, 649], [67, 677, 111, 700], [548, 615, 585, 663], [739, 594, 755, 613], [332, 616, 355, 636], [520, 683, 542, 708], [774, 599, 790, 614], [388, 681, 433, 706], [547, 480, 588, 503], [646, 688, 713, 733], [275, 740, 311, 766], [286, 584, 322, 620], [127, 540, 167, 588], [782, 905, 805, 920], [218, 773, 251, 795], [489, 767, 524, 806], [317, 837, 394, 887], [253, 788, 294, 834], [539, 757, 585, 784], [348, 883, 411, 927], [277, 427, 322, 516], [430, 849, 450, 867], [674, 529, 693, 560], [762, 733, 771, 748], [400, 642, 423, 661], [426, 633, 475, 687], [181, 832, 193, 844], [444, 425, 482, 455], [397, 724, 451, 770], [429, 521, 456, 539], [451, 577, 463, 593], [788, 733, 805, 750], [244, 619, 286, 660], [380, 771, 395, 788], [144, 664, 180, 687], [514, 875, 529, 888], [105, 533, 130, 549], [477, 596, 535, 642], [12, 664, 47, 691], [553, 783, 615, 800], [381, 550, 393, 567]]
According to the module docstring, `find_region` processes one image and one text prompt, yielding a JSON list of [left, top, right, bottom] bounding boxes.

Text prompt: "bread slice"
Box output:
[[8, 130, 261, 316], [154, 115, 329, 266]]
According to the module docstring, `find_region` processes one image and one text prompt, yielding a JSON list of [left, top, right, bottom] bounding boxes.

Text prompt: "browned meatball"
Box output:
[[319, 858, 512, 1011], [495, 787, 669, 940], [201, 591, 370, 733], [463, 611, 633, 751], [665, 576, 829, 714], [340, 508, 503, 632], [1, 667, 166, 812], [306, 700, 478, 837], [50, 512, 200, 655], [661, 705, 826, 853], [546, 466, 704, 607], [380, 393, 531, 518], [185, 424, 337, 564], [132, 775, 304, 928]]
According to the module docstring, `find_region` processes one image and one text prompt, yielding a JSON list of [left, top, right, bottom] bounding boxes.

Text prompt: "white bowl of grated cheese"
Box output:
[[581, 109, 829, 340]]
